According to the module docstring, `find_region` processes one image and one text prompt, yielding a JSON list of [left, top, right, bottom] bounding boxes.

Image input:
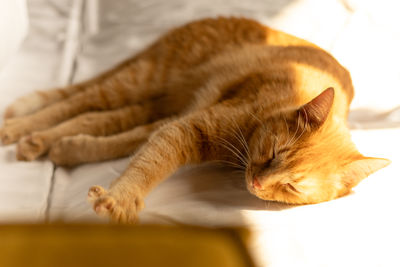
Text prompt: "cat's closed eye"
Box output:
[[263, 158, 273, 169], [263, 146, 289, 169], [283, 183, 300, 194]]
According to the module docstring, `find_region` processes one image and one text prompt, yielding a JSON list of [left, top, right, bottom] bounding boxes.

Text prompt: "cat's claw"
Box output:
[[87, 185, 106, 203], [88, 185, 144, 224]]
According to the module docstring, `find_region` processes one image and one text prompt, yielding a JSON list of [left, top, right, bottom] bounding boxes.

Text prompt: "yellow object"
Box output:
[[0, 224, 255, 267]]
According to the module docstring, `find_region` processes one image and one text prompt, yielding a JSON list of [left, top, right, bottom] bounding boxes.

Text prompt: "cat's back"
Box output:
[[189, 43, 353, 118], [141, 17, 354, 119], [145, 17, 316, 68], [158, 17, 352, 95]]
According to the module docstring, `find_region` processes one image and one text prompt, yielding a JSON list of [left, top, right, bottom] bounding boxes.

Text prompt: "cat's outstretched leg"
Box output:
[[15, 103, 158, 161], [49, 118, 170, 166], [0, 85, 148, 145], [1, 92, 118, 144], [4, 84, 87, 120], [87, 110, 247, 223], [3, 57, 144, 120], [87, 119, 198, 223]]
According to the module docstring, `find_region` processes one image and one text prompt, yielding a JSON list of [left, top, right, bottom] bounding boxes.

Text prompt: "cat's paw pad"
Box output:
[[17, 134, 48, 161], [88, 185, 144, 224], [87, 185, 107, 204]]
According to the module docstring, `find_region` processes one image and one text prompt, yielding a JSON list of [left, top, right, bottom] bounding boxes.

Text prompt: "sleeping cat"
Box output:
[[0, 17, 390, 223]]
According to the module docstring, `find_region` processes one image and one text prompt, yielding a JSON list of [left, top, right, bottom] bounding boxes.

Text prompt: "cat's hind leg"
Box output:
[[15, 103, 159, 161], [1, 56, 158, 144], [48, 118, 169, 166], [0, 79, 145, 145], [3, 57, 142, 120], [4, 84, 86, 120]]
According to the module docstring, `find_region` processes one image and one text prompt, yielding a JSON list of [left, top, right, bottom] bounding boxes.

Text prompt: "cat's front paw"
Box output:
[[88, 185, 145, 224], [16, 133, 49, 161]]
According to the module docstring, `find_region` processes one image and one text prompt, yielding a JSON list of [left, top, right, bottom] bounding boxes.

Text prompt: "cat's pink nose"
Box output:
[[253, 177, 262, 189]]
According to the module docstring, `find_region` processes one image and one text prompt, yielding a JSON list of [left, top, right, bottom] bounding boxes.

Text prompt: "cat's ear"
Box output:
[[299, 87, 334, 129], [342, 156, 391, 188]]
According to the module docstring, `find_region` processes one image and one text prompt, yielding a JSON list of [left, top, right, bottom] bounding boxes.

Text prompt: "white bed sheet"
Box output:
[[0, 0, 71, 222], [1, 0, 399, 266]]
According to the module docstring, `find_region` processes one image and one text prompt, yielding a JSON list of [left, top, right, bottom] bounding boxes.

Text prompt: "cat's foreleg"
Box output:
[[87, 118, 208, 223], [49, 118, 172, 166], [87, 110, 249, 223], [16, 104, 154, 161]]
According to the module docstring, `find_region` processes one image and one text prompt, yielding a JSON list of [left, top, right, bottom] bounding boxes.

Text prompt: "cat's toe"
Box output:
[[88, 187, 142, 224], [94, 195, 116, 216], [17, 134, 48, 161], [92, 194, 130, 223], [87, 185, 106, 204]]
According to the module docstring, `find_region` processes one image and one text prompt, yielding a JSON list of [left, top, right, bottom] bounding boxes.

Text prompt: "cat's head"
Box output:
[[246, 88, 390, 204]]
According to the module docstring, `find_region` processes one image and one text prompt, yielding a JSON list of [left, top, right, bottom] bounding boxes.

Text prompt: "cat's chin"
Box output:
[[245, 178, 278, 202], [245, 183, 271, 201], [246, 185, 304, 205], [247, 188, 285, 204]]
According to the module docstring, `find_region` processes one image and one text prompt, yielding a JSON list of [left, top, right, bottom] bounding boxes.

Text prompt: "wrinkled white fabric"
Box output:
[[0, 0, 28, 72]]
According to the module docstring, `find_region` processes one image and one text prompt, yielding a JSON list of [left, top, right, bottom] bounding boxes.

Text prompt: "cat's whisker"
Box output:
[[232, 132, 250, 166], [230, 119, 251, 162], [231, 169, 246, 175], [229, 128, 248, 158], [282, 114, 290, 138], [214, 136, 248, 167], [249, 111, 268, 131], [209, 127, 249, 168], [213, 159, 246, 170], [249, 111, 281, 155], [290, 109, 308, 146], [286, 113, 301, 147], [264, 200, 270, 209], [234, 126, 250, 156]]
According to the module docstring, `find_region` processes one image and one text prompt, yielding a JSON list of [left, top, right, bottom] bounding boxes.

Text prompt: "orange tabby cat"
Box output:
[[0, 17, 390, 223]]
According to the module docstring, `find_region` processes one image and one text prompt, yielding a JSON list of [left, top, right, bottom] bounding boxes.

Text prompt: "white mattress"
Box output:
[[1, 0, 399, 266]]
